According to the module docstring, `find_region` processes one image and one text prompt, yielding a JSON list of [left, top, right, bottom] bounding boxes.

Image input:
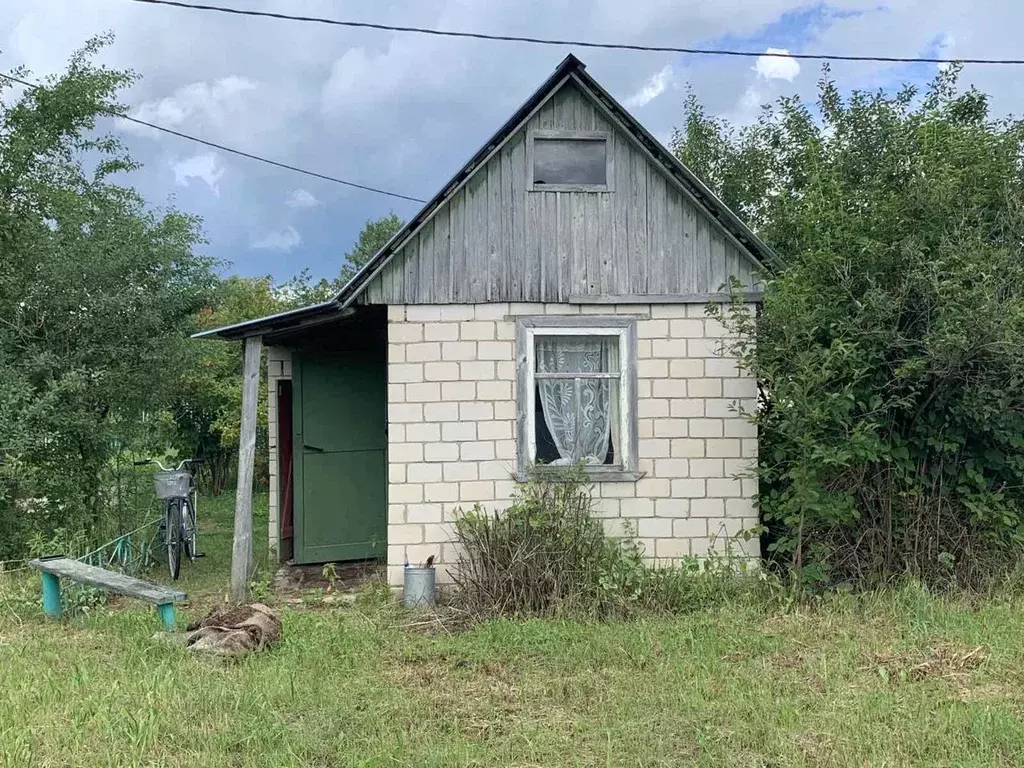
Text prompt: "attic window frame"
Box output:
[[527, 130, 614, 193]]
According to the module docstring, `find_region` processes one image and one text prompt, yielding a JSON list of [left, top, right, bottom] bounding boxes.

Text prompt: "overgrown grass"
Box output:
[[3, 585, 1024, 766], [4, 496, 1024, 765]]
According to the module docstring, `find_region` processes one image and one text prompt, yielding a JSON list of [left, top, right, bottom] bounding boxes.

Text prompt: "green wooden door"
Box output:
[[293, 348, 386, 564]]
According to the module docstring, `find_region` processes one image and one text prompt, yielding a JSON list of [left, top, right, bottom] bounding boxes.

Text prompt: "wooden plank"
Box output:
[[628, 149, 648, 294], [467, 176, 486, 301], [646, 172, 664, 292], [709, 229, 727, 294], [232, 334, 262, 603], [681, 198, 697, 293], [694, 209, 710, 294], [526, 192, 542, 301], [435, 205, 451, 303], [541, 194, 559, 301], [488, 154, 503, 300], [567, 292, 761, 304], [612, 131, 630, 294], [450, 189, 466, 302], [663, 187, 681, 294], [598, 185, 613, 294], [509, 134, 527, 301], [584, 193, 600, 295], [560, 193, 576, 302], [403, 237, 419, 303], [29, 558, 185, 604], [419, 219, 435, 304]]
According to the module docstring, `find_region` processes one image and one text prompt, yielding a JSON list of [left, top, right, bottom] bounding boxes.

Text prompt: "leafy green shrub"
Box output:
[[676, 66, 1024, 589], [451, 469, 765, 618]]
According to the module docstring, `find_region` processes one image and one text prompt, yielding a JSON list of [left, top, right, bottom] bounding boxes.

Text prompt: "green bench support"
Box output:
[[28, 557, 186, 631]]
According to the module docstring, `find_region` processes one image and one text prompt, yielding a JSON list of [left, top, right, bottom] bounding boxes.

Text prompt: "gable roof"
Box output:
[[199, 54, 777, 340]]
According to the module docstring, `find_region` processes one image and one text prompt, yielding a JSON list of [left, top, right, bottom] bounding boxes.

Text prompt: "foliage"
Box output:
[[275, 213, 404, 305], [173, 275, 282, 494], [452, 469, 760, 618], [674, 66, 1024, 588], [0, 37, 218, 558], [337, 211, 402, 285]]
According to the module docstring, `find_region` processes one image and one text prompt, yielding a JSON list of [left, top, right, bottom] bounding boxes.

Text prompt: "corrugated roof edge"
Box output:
[[197, 54, 779, 341]]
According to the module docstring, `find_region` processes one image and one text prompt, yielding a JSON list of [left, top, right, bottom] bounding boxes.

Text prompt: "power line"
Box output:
[[129, 0, 1024, 66], [0, 72, 427, 204]]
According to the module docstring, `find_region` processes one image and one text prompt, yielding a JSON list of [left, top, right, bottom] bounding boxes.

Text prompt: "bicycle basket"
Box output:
[[154, 470, 191, 500]]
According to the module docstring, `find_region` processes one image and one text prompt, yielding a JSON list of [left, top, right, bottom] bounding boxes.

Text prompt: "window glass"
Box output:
[[533, 335, 620, 466], [533, 138, 607, 186]]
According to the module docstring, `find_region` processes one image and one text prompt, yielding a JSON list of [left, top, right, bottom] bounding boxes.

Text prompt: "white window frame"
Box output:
[[526, 130, 615, 193], [515, 316, 640, 482]]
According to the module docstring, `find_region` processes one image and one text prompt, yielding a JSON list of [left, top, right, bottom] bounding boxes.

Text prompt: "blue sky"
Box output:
[[4, 0, 1019, 283]]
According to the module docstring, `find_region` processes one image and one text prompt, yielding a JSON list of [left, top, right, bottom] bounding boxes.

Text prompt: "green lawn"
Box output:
[[2, 497, 1024, 766]]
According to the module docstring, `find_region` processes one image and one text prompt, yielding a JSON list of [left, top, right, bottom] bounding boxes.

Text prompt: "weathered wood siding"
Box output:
[[362, 81, 758, 305]]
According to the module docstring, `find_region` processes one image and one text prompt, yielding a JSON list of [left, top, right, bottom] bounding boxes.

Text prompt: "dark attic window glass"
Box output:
[[533, 138, 607, 186]]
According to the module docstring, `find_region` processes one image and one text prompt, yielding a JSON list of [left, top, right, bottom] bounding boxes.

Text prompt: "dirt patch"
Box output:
[[863, 644, 986, 684], [273, 561, 385, 603]]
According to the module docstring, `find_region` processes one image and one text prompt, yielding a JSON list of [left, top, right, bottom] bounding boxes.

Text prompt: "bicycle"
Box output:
[[134, 458, 204, 580]]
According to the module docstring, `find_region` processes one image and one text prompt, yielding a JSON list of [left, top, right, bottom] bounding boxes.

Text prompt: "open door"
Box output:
[[292, 347, 387, 564]]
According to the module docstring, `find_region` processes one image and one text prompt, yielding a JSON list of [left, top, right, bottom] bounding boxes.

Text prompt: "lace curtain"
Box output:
[[535, 336, 618, 465]]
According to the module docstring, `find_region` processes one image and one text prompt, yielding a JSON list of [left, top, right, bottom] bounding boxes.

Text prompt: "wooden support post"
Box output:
[[231, 334, 263, 603]]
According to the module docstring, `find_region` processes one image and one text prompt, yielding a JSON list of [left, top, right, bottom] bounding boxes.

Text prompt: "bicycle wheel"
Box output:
[[181, 497, 198, 561], [166, 498, 182, 581]]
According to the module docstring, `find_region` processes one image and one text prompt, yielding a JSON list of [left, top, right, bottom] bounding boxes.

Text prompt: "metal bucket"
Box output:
[[402, 567, 436, 608]]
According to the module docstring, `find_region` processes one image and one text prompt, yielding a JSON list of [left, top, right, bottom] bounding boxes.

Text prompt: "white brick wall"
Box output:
[[266, 346, 293, 558], [386, 302, 759, 588]]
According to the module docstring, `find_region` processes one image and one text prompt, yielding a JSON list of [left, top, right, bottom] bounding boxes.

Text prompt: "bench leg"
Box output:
[[156, 603, 176, 631], [40, 572, 62, 619]]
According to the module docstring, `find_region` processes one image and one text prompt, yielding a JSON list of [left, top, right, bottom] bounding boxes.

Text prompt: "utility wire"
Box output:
[[0, 72, 427, 204], [129, 0, 1024, 66]]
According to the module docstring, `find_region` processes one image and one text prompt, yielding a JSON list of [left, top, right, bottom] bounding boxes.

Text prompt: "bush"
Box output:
[[676, 66, 1024, 589], [451, 469, 764, 618]]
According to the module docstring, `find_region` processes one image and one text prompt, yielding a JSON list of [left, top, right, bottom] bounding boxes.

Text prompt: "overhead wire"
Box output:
[[0, 71, 428, 204], [127, 0, 1024, 66]]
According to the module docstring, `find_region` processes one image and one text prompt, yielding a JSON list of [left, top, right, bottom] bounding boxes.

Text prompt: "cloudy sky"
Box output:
[[2, 0, 1019, 281]]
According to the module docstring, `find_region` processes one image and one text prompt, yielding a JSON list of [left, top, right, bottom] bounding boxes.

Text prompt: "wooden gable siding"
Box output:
[[361, 81, 757, 305]]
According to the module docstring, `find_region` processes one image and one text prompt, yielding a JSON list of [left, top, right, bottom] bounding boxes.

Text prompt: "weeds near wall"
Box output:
[[450, 468, 764, 619]]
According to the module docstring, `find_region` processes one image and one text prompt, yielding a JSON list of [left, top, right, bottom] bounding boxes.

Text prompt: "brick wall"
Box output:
[[386, 303, 759, 588], [266, 346, 292, 558]]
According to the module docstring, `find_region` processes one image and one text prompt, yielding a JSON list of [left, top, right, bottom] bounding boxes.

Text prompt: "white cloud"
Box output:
[[252, 226, 301, 253], [755, 48, 800, 82], [285, 188, 320, 209], [119, 76, 257, 136], [170, 152, 223, 195], [624, 65, 674, 108]]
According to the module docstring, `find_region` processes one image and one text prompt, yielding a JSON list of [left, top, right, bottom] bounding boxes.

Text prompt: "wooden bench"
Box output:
[[28, 557, 186, 630]]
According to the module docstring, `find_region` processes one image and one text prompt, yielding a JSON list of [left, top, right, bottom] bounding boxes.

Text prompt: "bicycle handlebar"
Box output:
[[133, 458, 202, 472]]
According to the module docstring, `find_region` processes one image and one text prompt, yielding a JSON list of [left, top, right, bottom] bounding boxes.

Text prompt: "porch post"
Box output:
[[231, 334, 263, 602]]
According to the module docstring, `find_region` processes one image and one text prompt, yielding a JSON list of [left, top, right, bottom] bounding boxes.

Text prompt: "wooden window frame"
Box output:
[[515, 316, 641, 482], [527, 130, 615, 193]]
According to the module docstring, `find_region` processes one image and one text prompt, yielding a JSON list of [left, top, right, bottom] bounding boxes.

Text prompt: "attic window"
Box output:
[[528, 130, 613, 192]]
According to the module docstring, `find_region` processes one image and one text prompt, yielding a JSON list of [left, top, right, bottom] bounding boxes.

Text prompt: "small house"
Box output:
[[200, 55, 773, 589]]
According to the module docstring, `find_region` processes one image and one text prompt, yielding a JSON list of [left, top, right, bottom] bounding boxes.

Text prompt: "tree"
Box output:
[[337, 212, 402, 285], [173, 276, 282, 496], [674, 67, 1024, 587], [0, 37, 217, 557]]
